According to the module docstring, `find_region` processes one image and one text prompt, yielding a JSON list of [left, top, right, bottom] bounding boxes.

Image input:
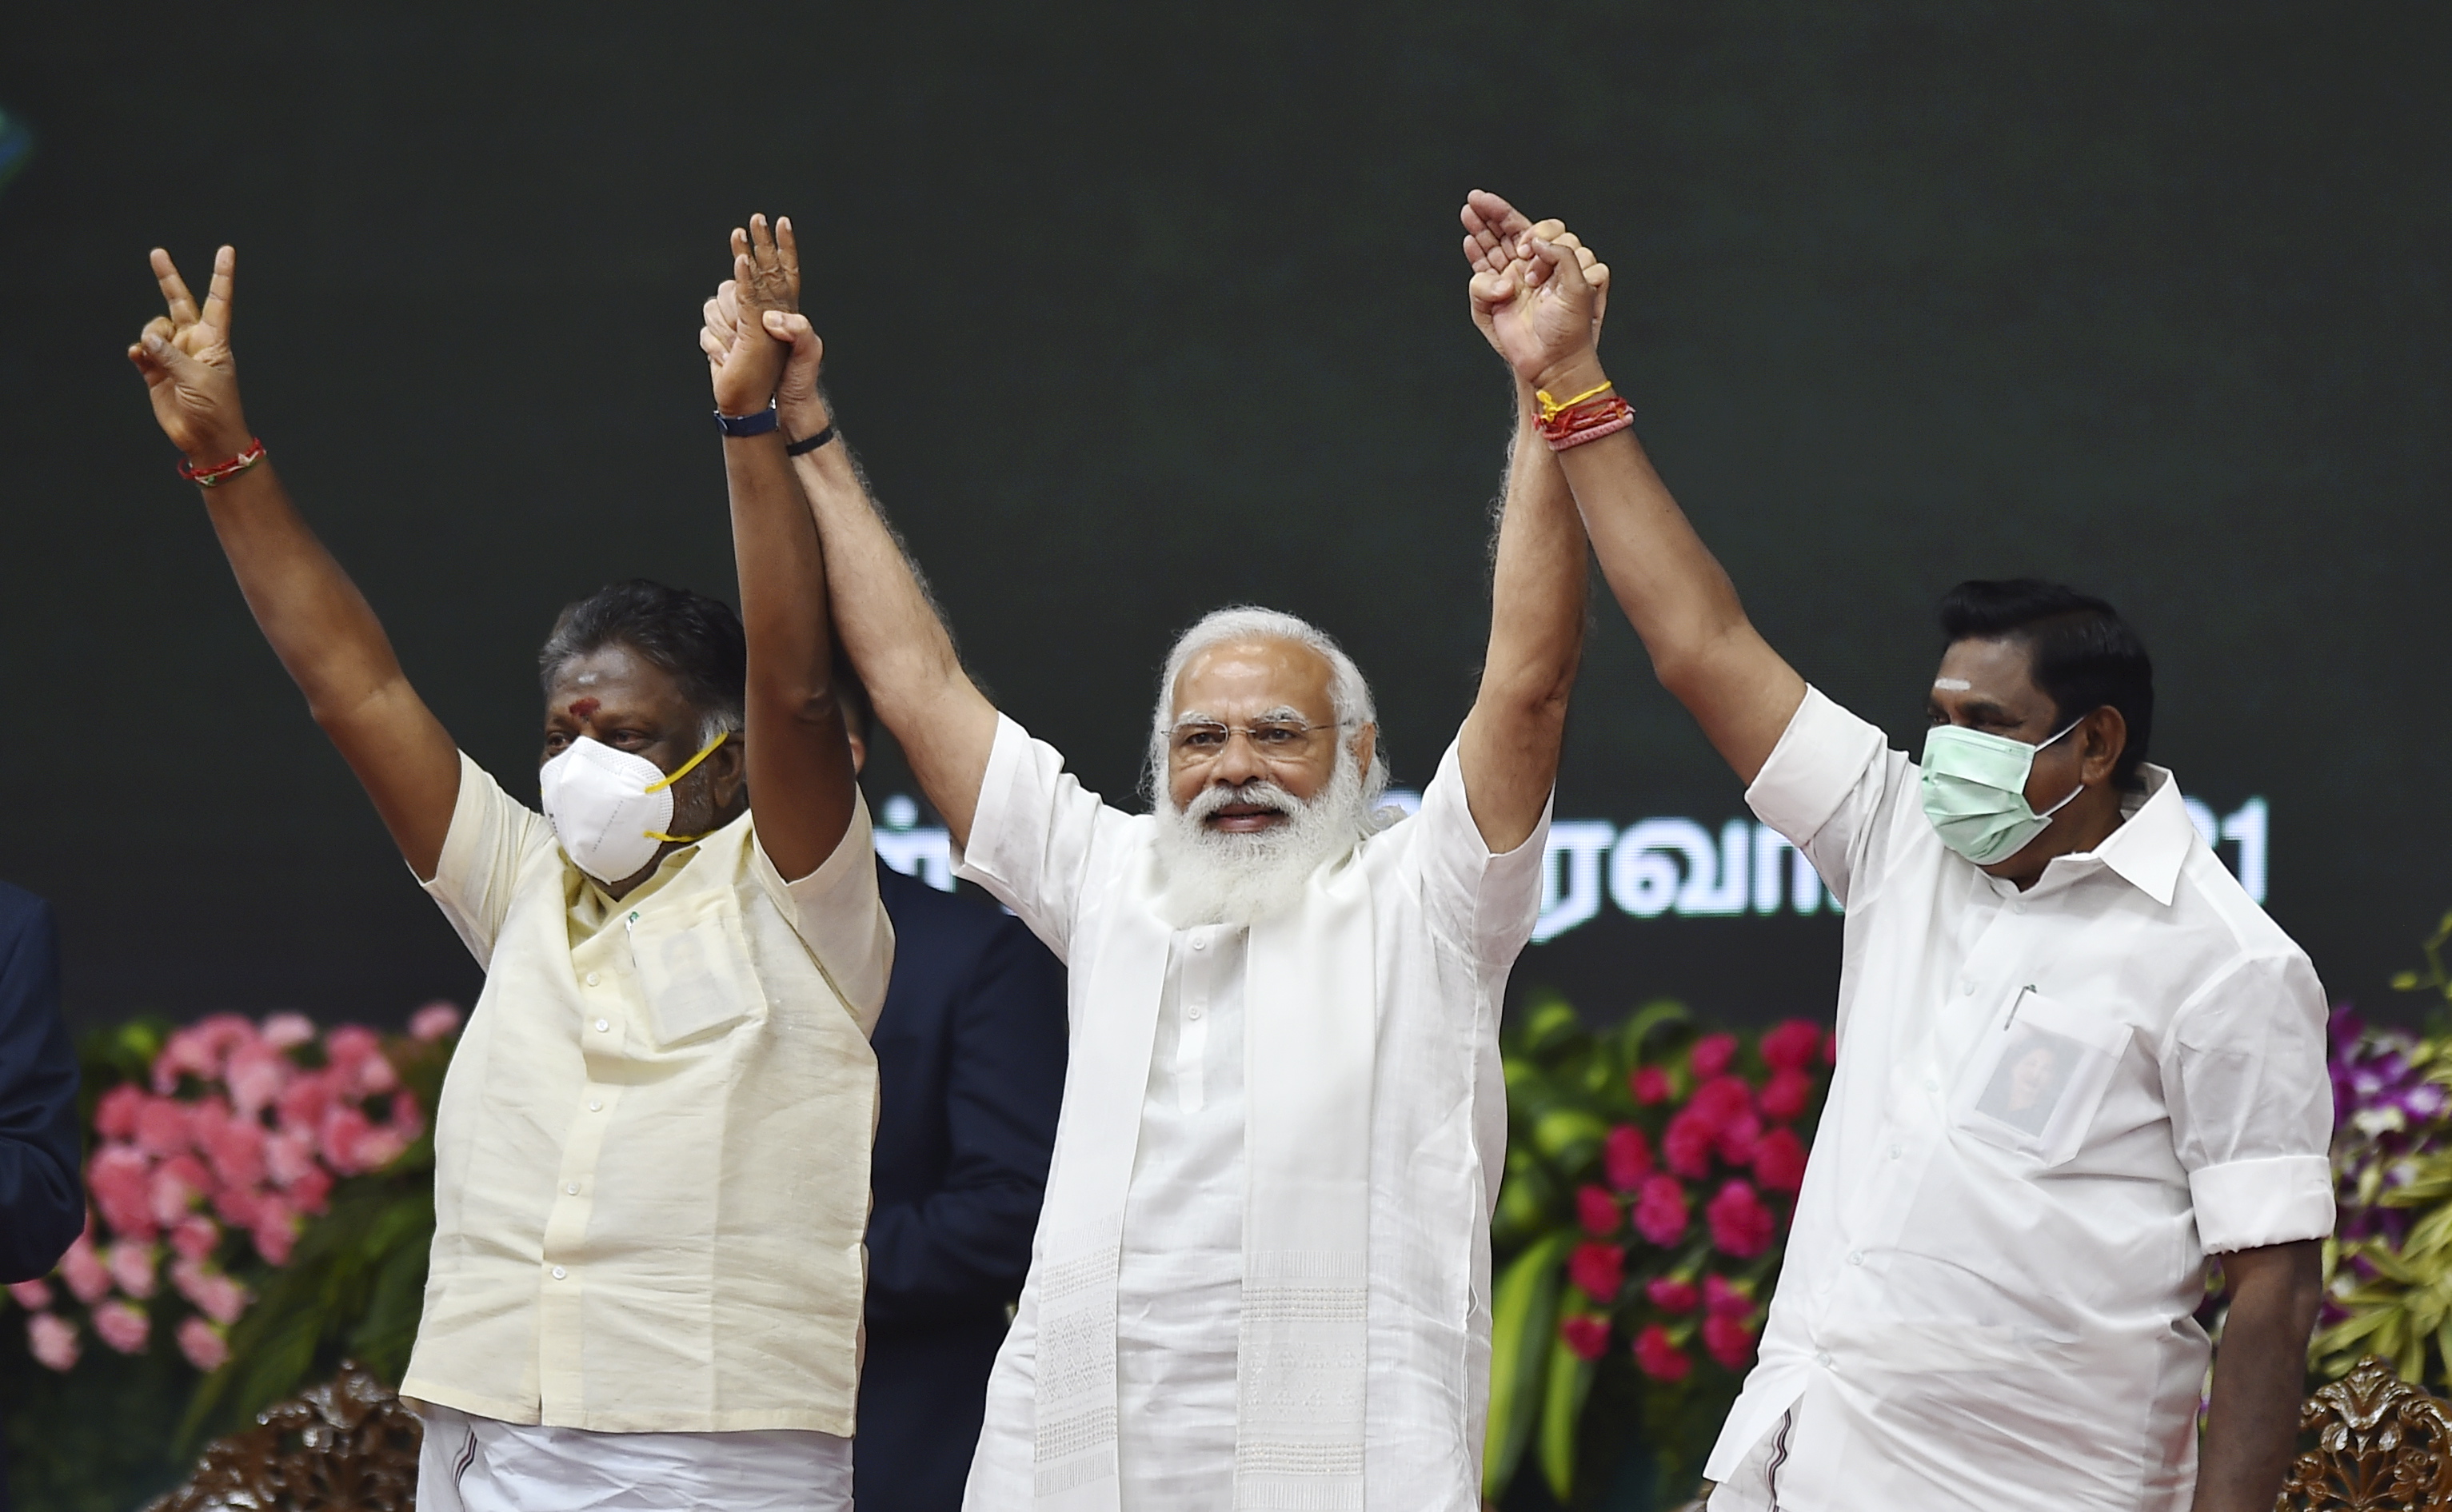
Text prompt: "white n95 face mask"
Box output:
[[538, 732, 729, 884], [1918, 717, 2084, 867]]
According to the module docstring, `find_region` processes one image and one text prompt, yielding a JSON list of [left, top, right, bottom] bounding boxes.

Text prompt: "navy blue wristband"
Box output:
[[785, 424, 837, 457], [713, 402, 780, 437]]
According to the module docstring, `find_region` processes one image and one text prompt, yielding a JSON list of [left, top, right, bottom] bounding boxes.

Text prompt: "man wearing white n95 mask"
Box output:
[[1460, 184, 2330, 1512], [128, 215, 889, 1511]]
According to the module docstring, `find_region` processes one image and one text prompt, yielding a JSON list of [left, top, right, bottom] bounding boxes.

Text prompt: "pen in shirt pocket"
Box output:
[[2004, 984, 2036, 1031]]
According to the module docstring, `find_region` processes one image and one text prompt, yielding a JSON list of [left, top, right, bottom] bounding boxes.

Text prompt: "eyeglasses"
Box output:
[[1166, 716, 1349, 763]]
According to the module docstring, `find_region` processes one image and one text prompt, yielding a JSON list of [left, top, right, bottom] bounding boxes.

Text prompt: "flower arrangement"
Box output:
[[1484, 995, 1831, 1505], [1, 1003, 459, 1447]]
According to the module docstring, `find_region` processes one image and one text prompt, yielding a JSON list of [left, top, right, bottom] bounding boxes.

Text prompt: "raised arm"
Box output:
[[1466, 192, 1804, 784], [706, 214, 858, 880], [128, 247, 460, 876], [700, 249, 998, 848], [1453, 202, 1598, 853]]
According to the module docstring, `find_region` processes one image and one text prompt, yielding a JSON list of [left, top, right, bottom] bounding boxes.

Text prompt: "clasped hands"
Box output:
[[701, 213, 828, 440], [1459, 189, 1613, 405]]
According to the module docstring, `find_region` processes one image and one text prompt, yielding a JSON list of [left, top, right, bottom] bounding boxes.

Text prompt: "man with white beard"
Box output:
[[698, 201, 1603, 1510]]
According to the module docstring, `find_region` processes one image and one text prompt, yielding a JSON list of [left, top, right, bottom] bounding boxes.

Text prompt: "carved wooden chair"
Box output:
[[2279, 1354, 2452, 1511], [144, 1362, 421, 1512]]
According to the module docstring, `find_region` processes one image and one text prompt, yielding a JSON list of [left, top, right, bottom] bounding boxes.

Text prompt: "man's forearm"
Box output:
[[2194, 1239, 2323, 1512]]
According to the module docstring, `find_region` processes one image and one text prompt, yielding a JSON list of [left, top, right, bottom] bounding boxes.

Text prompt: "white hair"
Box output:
[[1143, 606, 1389, 809]]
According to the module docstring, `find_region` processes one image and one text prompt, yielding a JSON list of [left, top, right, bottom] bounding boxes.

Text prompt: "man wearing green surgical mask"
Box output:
[[1465, 188, 2330, 1512]]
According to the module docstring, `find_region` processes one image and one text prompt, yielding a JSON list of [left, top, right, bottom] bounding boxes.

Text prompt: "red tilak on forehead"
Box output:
[[569, 697, 601, 721]]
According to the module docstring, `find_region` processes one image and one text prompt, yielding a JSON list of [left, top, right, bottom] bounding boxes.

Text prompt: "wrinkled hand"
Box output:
[[1460, 190, 1610, 389], [701, 281, 825, 424], [705, 213, 801, 417], [128, 246, 253, 461]]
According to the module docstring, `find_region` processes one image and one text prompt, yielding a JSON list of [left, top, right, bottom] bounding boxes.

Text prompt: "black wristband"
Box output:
[[785, 424, 837, 457], [713, 402, 780, 437]]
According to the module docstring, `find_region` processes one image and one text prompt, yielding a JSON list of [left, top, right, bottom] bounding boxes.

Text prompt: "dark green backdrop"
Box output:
[[2, 2, 2446, 1033]]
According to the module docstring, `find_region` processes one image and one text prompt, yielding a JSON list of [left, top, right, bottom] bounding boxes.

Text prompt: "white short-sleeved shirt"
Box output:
[[956, 716, 1550, 1511], [400, 754, 889, 1435], [1707, 689, 2334, 1512]]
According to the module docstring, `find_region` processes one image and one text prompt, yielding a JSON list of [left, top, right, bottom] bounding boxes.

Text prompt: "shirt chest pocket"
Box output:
[[625, 896, 768, 1048], [1948, 987, 2134, 1169]]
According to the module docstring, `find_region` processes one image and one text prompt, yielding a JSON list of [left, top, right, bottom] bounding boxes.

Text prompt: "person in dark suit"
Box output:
[[0, 881, 87, 1512], [843, 684, 1068, 1512]]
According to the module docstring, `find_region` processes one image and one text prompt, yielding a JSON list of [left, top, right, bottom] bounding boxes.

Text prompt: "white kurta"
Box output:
[[1707, 689, 2334, 1512], [956, 716, 1549, 1511]]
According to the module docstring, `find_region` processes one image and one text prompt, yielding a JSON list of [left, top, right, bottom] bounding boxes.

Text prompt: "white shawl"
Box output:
[[1030, 843, 1377, 1512]]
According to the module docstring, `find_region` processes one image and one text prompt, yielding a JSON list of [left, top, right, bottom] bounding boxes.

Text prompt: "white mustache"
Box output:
[[1182, 780, 1298, 824]]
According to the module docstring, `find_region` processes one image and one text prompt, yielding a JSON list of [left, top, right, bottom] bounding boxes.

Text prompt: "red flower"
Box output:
[[1760, 1019, 1824, 1073], [1706, 1179, 1775, 1259], [1568, 1242, 1626, 1303], [1823, 1031, 1839, 1066], [1629, 1066, 1671, 1106], [1576, 1185, 1622, 1238], [1713, 1111, 1763, 1168], [1758, 1067, 1814, 1123], [1703, 1311, 1757, 1368], [1603, 1125, 1655, 1190], [1752, 1127, 1808, 1195], [1633, 1175, 1690, 1246], [1687, 1075, 1754, 1132], [1690, 1034, 1738, 1079], [1646, 1277, 1699, 1313], [1560, 1314, 1611, 1361], [1631, 1323, 1692, 1381], [1703, 1273, 1752, 1315], [1663, 1112, 1715, 1179]]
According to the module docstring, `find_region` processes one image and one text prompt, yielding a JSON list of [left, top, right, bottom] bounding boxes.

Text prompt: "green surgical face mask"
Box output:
[[1919, 716, 2085, 866]]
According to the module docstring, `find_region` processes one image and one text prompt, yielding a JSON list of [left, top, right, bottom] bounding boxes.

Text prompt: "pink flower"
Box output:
[[251, 1198, 299, 1267], [284, 1166, 333, 1216], [171, 1258, 250, 1326], [90, 1146, 155, 1239], [176, 1315, 230, 1372], [58, 1235, 112, 1305], [195, 1100, 267, 1189], [1603, 1125, 1654, 1191], [260, 1012, 317, 1050], [1663, 1111, 1715, 1179], [1703, 1310, 1757, 1368], [93, 1299, 150, 1355], [210, 1182, 262, 1228], [1752, 1127, 1808, 1195], [224, 1041, 292, 1119], [106, 1242, 158, 1299], [7, 1279, 53, 1311], [1559, 1314, 1611, 1361], [318, 1105, 375, 1174], [169, 1215, 221, 1261], [1632, 1175, 1690, 1246], [410, 1002, 466, 1041], [148, 1154, 212, 1228], [1760, 1019, 1824, 1074], [1758, 1067, 1814, 1123], [27, 1312, 80, 1372], [325, 1026, 398, 1097], [264, 1128, 318, 1187], [1576, 1185, 1622, 1238], [1690, 1034, 1738, 1079], [133, 1096, 193, 1159], [1704, 1274, 1752, 1317], [1629, 1066, 1671, 1106], [385, 1088, 426, 1144], [94, 1084, 146, 1141], [1713, 1111, 1763, 1168], [1631, 1323, 1691, 1381], [1568, 1242, 1625, 1303], [1706, 1180, 1775, 1259], [1646, 1277, 1699, 1313], [274, 1069, 339, 1137], [1687, 1075, 1754, 1133]]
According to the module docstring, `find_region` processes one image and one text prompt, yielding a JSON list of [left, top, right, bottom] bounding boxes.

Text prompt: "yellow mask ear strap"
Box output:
[[641, 829, 705, 844], [644, 730, 729, 795]]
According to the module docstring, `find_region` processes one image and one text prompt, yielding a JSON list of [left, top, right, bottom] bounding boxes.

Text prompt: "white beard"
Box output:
[[1151, 751, 1369, 928]]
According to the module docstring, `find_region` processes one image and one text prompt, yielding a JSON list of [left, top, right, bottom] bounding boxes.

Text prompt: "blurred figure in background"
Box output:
[[841, 675, 1068, 1512], [0, 879, 85, 1512]]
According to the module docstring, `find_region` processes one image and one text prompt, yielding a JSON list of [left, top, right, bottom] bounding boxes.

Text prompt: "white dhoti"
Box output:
[[414, 1403, 853, 1512]]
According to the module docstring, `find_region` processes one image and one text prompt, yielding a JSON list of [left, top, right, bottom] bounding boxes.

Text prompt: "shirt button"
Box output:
[[1188, 1006, 1204, 1020], [2010, 900, 2027, 915], [588, 1099, 604, 1112], [550, 1266, 567, 1280], [1961, 980, 1977, 996], [585, 971, 601, 987], [565, 1183, 580, 1195], [1924, 1077, 1939, 1092], [593, 1018, 611, 1033], [1889, 1144, 1903, 1159], [1848, 1251, 1864, 1266], [1191, 936, 1208, 951], [1815, 1350, 1834, 1367]]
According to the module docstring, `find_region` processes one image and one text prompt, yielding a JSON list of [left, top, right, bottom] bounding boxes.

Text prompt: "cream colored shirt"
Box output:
[[399, 753, 891, 1435]]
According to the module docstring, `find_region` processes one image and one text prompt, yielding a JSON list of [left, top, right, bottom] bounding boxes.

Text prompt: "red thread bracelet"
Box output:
[[1535, 393, 1634, 451], [178, 438, 267, 487]]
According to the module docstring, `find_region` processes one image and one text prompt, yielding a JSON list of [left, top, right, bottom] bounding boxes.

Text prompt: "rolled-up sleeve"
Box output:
[[950, 714, 1118, 964], [2163, 951, 2336, 1254], [757, 791, 895, 1035], [1743, 687, 1899, 906]]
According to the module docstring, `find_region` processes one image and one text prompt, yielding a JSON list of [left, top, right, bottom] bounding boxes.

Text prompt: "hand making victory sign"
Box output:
[[129, 246, 253, 465]]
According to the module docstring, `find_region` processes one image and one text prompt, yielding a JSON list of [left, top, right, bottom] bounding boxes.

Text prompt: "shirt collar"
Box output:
[[2070, 764, 2191, 907]]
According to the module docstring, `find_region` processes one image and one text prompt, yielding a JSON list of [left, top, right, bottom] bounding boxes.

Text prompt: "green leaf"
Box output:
[[1539, 1297, 1600, 1502], [1616, 999, 1692, 1066], [1531, 1108, 1611, 1171], [1482, 1232, 1571, 1502]]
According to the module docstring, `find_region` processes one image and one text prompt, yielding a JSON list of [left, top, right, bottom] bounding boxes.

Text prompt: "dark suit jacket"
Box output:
[[0, 883, 85, 1512], [856, 860, 1067, 1512]]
